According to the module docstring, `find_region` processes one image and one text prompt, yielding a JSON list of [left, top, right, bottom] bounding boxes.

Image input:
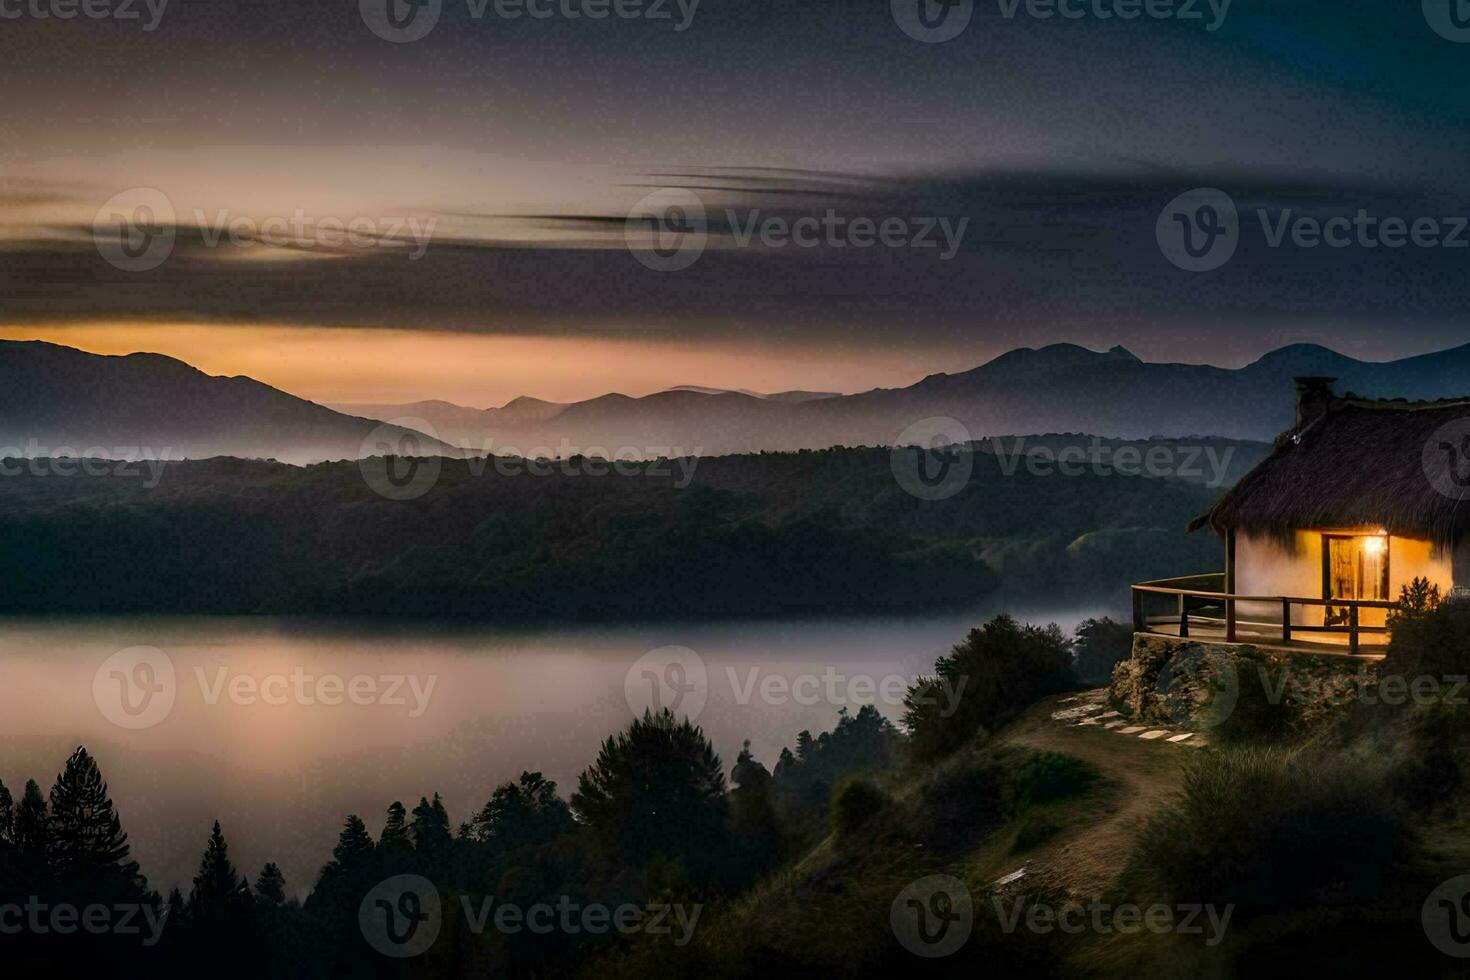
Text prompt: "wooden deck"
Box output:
[[1133, 573, 1392, 657], [1140, 614, 1386, 658]]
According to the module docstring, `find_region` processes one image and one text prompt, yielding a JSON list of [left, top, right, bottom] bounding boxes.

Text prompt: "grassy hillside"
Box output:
[[590, 691, 1470, 977], [590, 601, 1470, 976]]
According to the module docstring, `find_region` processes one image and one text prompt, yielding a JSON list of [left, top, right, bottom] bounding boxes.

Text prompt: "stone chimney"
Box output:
[[1294, 376, 1337, 430]]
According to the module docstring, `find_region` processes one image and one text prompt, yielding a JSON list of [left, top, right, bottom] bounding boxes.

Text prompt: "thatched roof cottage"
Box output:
[[1135, 377, 1470, 651]]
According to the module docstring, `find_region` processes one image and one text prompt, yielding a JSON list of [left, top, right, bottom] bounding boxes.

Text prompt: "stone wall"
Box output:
[[1109, 633, 1375, 734]]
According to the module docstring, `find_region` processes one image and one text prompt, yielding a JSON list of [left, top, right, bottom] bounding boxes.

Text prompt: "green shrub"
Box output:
[[1387, 576, 1442, 631], [1131, 746, 1412, 912], [1012, 813, 1062, 852], [1013, 752, 1099, 806], [1381, 597, 1470, 680], [911, 756, 1009, 846], [830, 780, 888, 839], [1356, 600, 1470, 803], [904, 616, 1075, 761], [1072, 617, 1134, 686]]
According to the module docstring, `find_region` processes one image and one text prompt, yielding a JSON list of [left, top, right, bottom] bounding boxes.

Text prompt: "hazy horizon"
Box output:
[[5, 327, 1466, 410]]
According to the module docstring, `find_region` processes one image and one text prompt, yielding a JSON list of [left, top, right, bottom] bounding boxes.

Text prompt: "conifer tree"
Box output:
[[187, 821, 252, 925], [572, 708, 728, 868], [380, 800, 411, 850], [14, 779, 49, 854], [0, 778, 13, 844], [410, 794, 453, 855], [332, 814, 375, 869], [254, 863, 286, 906], [730, 741, 780, 874], [47, 746, 139, 884], [472, 771, 574, 848], [165, 887, 187, 931], [795, 730, 815, 761]]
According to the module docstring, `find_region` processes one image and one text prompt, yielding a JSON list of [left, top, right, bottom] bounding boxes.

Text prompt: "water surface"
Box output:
[[0, 599, 1109, 894]]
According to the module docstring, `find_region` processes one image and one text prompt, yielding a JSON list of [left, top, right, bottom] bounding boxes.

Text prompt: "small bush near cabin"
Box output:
[[1351, 599, 1470, 806], [1131, 746, 1412, 913], [1387, 576, 1442, 632], [1380, 593, 1470, 680]]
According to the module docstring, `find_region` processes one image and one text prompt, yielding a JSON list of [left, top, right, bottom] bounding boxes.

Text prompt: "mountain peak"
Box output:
[[975, 342, 1144, 375], [1246, 343, 1359, 374]]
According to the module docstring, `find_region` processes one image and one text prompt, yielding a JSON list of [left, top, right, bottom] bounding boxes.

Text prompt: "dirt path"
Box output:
[[994, 690, 1193, 898]]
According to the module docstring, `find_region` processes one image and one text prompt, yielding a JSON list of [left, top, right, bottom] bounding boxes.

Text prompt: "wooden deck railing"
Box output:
[[1131, 573, 1395, 654]]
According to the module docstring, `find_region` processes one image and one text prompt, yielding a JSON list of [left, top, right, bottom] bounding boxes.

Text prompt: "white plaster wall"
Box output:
[[1233, 530, 1452, 643]]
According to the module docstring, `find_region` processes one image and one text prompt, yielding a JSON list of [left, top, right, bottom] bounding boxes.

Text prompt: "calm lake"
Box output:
[[0, 600, 1109, 895]]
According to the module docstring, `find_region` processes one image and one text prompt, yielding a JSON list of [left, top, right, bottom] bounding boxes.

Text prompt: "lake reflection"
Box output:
[[0, 600, 1108, 894]]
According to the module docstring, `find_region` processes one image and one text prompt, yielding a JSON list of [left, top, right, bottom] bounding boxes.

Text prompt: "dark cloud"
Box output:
[[3, 164, 1468, 364]]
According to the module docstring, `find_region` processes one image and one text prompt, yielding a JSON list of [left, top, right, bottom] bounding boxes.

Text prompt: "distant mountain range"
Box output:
[[0, 340, 457, 465], [335, 342, 1470, 457], [8, 339, 1470, 464]]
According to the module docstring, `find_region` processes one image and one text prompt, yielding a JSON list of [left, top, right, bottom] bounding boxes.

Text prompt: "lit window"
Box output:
[[1323, 533, 1389, 626]]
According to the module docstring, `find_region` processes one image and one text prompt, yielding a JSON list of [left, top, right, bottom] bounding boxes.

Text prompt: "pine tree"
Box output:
[[410, 794, 453, 855], [47, 746, 139, 885], [472, 771, 574, 848], [254, 863, 286, 906], [572, 708, 729, 869], [187, 821, 252, 926], [165, 887, 188, 930], [14, 779, 49, 854], [332, 814, 375, 869], [730, 741, 780, 876], [795, 730, 815, 761], [380, 801, 410, 850], [0, 778, 13, 844]]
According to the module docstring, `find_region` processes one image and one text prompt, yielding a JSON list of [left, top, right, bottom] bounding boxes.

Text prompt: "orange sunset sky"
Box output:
[[0, 324, 949, 408]]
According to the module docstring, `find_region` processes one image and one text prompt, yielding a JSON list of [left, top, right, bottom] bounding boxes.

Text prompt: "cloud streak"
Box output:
[[2, 164, 1468, 363]]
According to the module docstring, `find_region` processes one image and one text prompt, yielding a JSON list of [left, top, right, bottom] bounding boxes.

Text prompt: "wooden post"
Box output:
[[1178, 594, 1190, 638], [1225, 529, 1238, 643], [1349, 605, 1360, 655], [1132, 588, 1144, 633], [1281, 598, 1292, 644]]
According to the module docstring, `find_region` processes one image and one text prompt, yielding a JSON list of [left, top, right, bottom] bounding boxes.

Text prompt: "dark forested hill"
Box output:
[[0, 438, 1258, 619]]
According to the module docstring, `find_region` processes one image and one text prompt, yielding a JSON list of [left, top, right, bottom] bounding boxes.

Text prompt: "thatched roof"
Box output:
[[1190, 394, 1470, 544]]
